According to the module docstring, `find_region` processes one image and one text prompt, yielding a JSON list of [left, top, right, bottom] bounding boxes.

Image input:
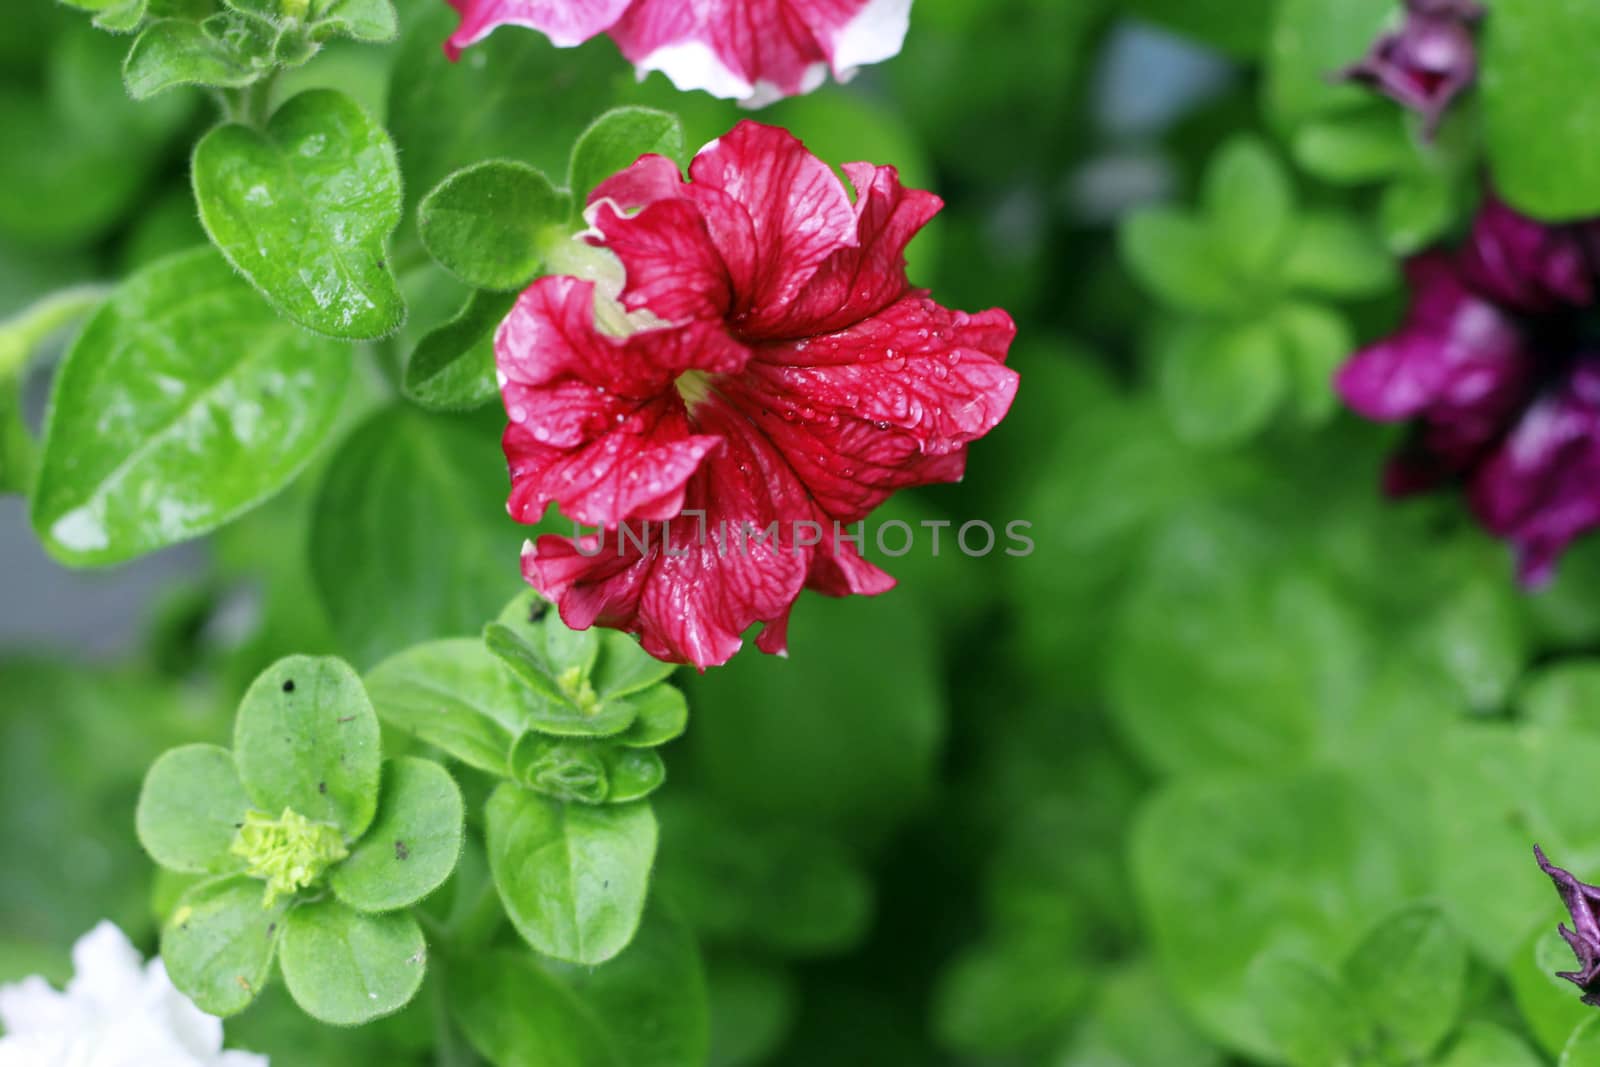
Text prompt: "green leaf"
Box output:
[[510, 733, 610, 804], [1131, 773, 1421, 1058], [403, 289, 515, 412], [123, 19, 263, 100], [1158, 318, 1287, 447], [309, 407, 524, 667], [1274, 300, 1354, 424], [592, 630, 677, 701], [486, 783, 657, 965], [1119, 208, 1241, 316], [510, 734, 667, 803], [278, 899, 426, 1025], [365, 638, 519, 775], [568, 107, 686, 205], [137, 744, 252, 874], [705, 958, 797, 1067], [448, 950, 624, 1067], [419, 161, 568, 291], [1266, 0, 1395, 127], [1341, 905, 1467, 1060], [1110, 517, 1371, 774], [1247, 955, 1370, 1067], [543, 901, 709, 1067], [30, 248, 349, 567], [331, 757, 463, 912], [1425, 726, 1600, 967], [1203, 137, 1293, 278], [1483, 0, 1600, 220], [496, 588, 600, 678], [485, 622, 640, 738], [1566, 1018, 1600, 1067], [193, 88, 404, 340], [1516, 659, 1600, 732], [1282, 213, 1396, 298], [1438, 1024, 1546, 1067], [233, 655, 382, 837], [162, 875, 288, 1017], [615, 685, 688, 748], [933, 938, 1088, 1056], [1291, 110, 1414, 185], [312, 0, 398, 43], [1511, 921, 1597, 1056], [387, 5, 617, 212], [94, 0, 150, 33], [1380, 172, 1459, 255]]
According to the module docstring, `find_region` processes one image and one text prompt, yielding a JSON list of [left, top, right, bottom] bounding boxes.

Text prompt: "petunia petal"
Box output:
[[1470, 359, 1600, 586], [607, 0, 908, 105], [1460, 195, 1593, 313], [442, 0, 631, 59], [1335, 252, 1531, 442], [526, 392, 816, 667]]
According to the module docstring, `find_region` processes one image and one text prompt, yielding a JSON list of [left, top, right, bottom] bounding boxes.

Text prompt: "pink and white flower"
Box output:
[[497, 121, 1018, 667], [443, 0, 913, 106]]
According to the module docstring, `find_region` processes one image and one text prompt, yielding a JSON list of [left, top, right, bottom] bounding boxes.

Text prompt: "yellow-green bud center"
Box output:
[[556, 665, 603, 717], [281, 0, 310, 21], [231, 808, 348, 907]]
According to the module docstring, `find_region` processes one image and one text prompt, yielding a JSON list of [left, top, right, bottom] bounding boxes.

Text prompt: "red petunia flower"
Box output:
[[443, 0, 911, 107], [496, 121, 1018, 667]]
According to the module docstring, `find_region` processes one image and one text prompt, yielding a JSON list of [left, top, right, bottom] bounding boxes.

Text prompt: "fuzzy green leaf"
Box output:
[[137, 744, 252, 874], [615, 685, 688, 748], [233, 655, 382, 837], [486, 783, 657, 964], [278, 899, 426, 1025], [331, 757, 463, 912], [419, 160, 568, 291], [123, 19, 263, 100], [162, 875, 288, 1017], [567, 107, 686, 205], [365, 638, 520, 775], [193, 88, 404, 339], [403, 288, 515, 412], [1342, 905, 1467, 1061]]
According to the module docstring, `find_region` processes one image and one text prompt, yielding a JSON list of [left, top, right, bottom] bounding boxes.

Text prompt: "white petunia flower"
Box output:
[[0, 922, 267, 1067]]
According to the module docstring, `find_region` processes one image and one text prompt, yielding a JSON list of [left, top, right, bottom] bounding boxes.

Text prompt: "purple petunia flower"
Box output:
[[1335, 196, 1600, 585], [1337, 0, 1485, 137], [1535, 845, 1600, 1006]]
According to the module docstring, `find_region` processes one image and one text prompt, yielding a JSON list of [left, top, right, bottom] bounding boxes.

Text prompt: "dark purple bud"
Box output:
[[1337, 0, 1485, 138], [1535, 845, 1600, 1006]]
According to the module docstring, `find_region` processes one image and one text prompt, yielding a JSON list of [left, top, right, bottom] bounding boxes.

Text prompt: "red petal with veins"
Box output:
[[502, 122, 1018, 666]]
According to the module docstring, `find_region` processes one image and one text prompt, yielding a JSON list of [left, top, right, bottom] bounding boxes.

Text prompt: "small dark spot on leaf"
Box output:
[[528, 599, 549, 622], [602, 880, 609, 890], [317, 781, 327, 794], [236, 975, 253, 993], [395, 839, 410, 861], [377, 259, 386, 270], [267, 922, 277, 936], [282, 679, 295, 693], [337, 715, 356, 724]]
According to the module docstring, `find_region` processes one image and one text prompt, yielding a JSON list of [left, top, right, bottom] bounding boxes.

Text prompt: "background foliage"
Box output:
[[6, 0, 1600, 1064]]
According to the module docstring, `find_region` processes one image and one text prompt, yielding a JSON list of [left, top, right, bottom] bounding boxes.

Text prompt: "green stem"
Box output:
[[0, 285, 111, 383], [220, 71, 281, 126]]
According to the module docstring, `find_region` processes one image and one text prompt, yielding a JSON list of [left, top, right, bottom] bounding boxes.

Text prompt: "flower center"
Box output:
[[556, 665, 603, 716], [675, 370, 713, 409], [230, 808, 348, 907]]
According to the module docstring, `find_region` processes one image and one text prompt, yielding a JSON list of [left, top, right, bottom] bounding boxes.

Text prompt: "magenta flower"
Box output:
[[1335, 196, 1600, 585], [443, 0, 911, 107], [495, 121, 1018, 667], [1337, 0, 1484, 137], [1535, 845, 1600, 1006]]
